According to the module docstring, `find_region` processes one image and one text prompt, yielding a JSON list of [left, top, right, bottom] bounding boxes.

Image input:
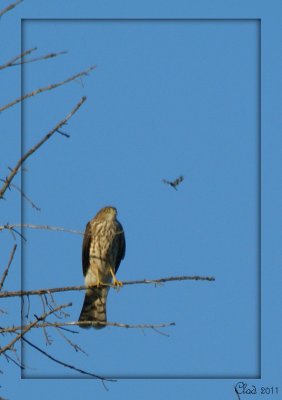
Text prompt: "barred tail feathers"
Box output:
[[78, 287, 108, 329]]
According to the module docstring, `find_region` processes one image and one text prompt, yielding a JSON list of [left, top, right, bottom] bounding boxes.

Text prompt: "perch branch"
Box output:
[[0, 65, 95, 112], [0, 96, 86, 200], [0, 320, 175, 334], [0, 275, 215, 299]]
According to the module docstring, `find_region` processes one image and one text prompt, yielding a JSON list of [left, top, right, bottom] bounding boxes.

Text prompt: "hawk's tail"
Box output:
[[78, 287, 108, 329]]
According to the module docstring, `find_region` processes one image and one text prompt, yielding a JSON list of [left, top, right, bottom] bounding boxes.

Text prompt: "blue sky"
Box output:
[[1, 1, 282, 399]]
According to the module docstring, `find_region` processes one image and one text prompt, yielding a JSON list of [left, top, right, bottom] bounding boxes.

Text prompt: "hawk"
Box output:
[[78, 206, 126, 329]]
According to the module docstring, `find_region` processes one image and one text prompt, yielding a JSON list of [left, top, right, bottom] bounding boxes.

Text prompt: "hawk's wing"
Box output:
[[114, 221, 126, 274], [82, 221, 91, 276]]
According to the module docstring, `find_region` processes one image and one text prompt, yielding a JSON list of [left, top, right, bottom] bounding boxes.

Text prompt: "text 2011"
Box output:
[[234, 382, 279, 398]]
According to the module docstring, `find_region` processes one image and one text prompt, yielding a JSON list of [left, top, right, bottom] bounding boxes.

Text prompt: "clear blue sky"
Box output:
[[1, 0, 282, 399]]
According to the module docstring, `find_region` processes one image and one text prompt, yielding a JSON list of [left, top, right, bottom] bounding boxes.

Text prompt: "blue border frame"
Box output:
[[20, 18, 262, 380]]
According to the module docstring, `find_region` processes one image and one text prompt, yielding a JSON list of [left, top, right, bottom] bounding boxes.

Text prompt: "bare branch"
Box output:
[[0, 47, 67, 71], [0, 244, 17, 291], [127, 275, 216, 285], [0, 96, 87, 200], [1, 224, 26, 241], [2, 351, 23, 370], [0, 65, 95, 113], [21, 337, 114, 383], [0, 224, 83, 235], [0, 303, 71, 355], [5, 51, 67, 68], [0, 47, 37, 70], [55, 327, 87, 355], [0, 181, 41, 211], [0, 275, 215, 299], [0, 0, 22, 18], [1, 320, 175, 333]]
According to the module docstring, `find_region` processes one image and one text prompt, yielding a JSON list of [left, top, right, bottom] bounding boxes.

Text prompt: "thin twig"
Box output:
[[0, 47, 37, 70], [2, 224, 26, 241], [55, 327, 88, 355], [39, 296, 53, 345], [2, 351, 23, 370], [21, 337, 114, 383], [0, 244, 17, 291], [0, 181, 41, 211], [0, 0, 22, 18], [7, 50, 67, 68], [0, 96, 87, 200], [0, 303, 71, 355], [0, 275, 215, 299], [0, 65, 95, 113], [0, 224, 83, 235], [0, 224, 123, 238]]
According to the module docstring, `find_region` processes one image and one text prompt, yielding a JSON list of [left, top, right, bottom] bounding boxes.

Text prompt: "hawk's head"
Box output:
[[96, 206, 117, 221]]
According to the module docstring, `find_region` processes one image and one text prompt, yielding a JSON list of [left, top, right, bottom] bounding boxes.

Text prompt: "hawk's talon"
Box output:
[[95, 277, 110, 288], [113, 278, 123, 287], [110, 268, 123, 288], [96, 272, 102, 287]]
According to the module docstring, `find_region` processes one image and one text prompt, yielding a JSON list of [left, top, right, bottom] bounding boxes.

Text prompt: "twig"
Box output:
[[21, 337, 114, 383], [0, 65, 95, 113], [39, 296, 53, 345], [0, 181, 41, 211], [0, 275, 215, 299], [0, 47, 67, 71], [2, 351, 23, 370], [56, 129, 70, 138], [0, 0, 22, 18], [0, 224, 83, 235], [0, 47, 37, 70], [2, 224, 26, 241], [0, 96, 87, 200], [0, 303, 71, 355], [0, 245, 17, 291], [0, 224, 122, 238], [6, 50, 67, 68], [55, 327, 88, 355]]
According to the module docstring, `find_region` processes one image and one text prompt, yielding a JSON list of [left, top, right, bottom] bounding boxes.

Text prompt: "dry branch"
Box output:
[[0, 96, 87, 200], [0, 65, 95, 113], [0, 48, 67, 70], [21, 337, 113, 383], [0, 224, 83, 235], [9, 51, 67, 68], [0, 244, 17, 291], [0, 0, 22, 18], [0, 303, 71, 355], [0, 47, 37, 70], [0, 275, 215, 299], [0, 181, 41, 211], [1, 320, 175, 334]]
